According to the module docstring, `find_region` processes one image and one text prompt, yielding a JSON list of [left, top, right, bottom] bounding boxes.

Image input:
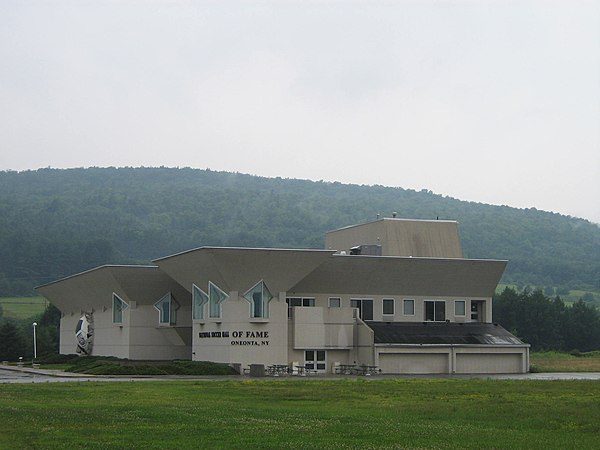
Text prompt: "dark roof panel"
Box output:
[[369, 321, 525, 346]]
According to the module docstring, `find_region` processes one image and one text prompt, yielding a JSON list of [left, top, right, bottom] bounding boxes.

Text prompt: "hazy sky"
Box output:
[[1, 1, 599, 223]]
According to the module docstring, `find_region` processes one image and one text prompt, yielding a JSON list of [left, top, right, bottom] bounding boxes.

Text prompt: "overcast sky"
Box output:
[[1, 1, 599, 223]]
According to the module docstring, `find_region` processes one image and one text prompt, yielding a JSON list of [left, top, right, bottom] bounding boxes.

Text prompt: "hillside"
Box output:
[[0, 167, 598, 296]]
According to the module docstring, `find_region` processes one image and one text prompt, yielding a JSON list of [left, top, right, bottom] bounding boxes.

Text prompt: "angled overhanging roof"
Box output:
[[289, 255, 507, 298], [154, 247, 335, 294], [36, 265, 188, 314]]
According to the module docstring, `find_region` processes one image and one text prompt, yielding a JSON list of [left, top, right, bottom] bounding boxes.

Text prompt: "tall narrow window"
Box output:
[[425, 300, 445, 321], [112, 293, 128, 324], [154, 292, 179, 325], [243, 280, 273, 318], [383, 299, 395, 315], [209, 281, 229, 319], [403, 299, 415, 316], [455, 300, 466, 316], [192, 284, 209, 320]]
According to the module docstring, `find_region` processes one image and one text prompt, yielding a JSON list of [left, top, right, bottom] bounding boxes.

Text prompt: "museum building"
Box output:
[[36, 218, 530, 374]]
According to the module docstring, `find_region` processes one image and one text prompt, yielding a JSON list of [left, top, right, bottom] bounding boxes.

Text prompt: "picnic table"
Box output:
[[293, 364, 318, 376], [267, 364, 290, 376], [335, 364, 379, 376], [336, 364, 356, 375]]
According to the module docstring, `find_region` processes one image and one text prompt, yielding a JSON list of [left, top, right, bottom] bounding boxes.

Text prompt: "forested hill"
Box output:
[[1, 167, 598, 296]]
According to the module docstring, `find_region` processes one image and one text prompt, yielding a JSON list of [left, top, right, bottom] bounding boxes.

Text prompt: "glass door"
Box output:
[[305, 350, 327, 373], [350, 299, 373, 321]]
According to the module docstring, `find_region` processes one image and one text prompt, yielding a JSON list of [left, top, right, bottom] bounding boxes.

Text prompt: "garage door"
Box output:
[[379, 353, 448, 374], [456, 353, 523, 374]]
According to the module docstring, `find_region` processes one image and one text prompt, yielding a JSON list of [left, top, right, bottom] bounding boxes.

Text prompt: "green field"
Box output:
[[530, 351, 600, 372], [0, 379, 599, 449], [0, 296, 47, 320]]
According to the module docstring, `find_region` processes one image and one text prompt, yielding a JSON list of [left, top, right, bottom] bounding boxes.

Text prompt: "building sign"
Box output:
[[199, 330, 270, 346]]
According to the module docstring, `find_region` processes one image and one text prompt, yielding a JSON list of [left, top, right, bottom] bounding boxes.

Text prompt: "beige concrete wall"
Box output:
[[326, 221, 387, 253], [59, 314, 82, 355], [379, 352, 450, 374], [92, 308, 130, 358], [456, 353, 522, 374], [58, 306, 131, 359], [192, 291, 288, 367], [454, 347, 529, 374], [129, 304, 192, 360], [292, 307, 354, 349], [376, 345, 529, 374], [326, 219, 463, 258], [356, 318, 375, 365]]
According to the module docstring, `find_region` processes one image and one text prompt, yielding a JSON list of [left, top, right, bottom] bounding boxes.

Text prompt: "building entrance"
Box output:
[[305, 350, 326, 372]]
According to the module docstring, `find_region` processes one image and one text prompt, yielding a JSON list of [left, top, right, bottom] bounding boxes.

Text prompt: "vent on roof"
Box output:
[[350, 245, 382, 256]]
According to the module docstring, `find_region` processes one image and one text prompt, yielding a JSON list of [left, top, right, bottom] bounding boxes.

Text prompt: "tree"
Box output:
[[563, 301, 600, 352], [0, 320, 26, 361], [36, 304, 61, 356]]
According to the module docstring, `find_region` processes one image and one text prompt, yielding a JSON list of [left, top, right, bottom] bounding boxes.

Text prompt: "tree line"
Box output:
[[493, 288, 600, 352], [0, 167, 598, 297]]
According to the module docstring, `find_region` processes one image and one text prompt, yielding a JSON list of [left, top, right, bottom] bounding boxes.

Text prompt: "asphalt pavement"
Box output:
[[2, 365, 600, 384]]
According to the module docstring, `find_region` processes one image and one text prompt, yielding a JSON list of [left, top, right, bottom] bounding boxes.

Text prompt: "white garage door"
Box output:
[[456, 353, 523, 374], [379, 353, 449, 374]]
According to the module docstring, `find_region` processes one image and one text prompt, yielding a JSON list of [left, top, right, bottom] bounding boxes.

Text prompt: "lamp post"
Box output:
[[32, 322, 37, 360]]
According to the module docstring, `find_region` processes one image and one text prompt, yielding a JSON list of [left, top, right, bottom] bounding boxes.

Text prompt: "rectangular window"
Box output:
[[455, 300, 466, 316], [112, 293, 128, 324], [350, 299, 373, 321], [403, 299, 415, 316], [425, 300, 446, 321], [328, 297, 341, 308], [382, 299, 395, 315], [286, 297, 315, 318], [303, 298, 315, 307]]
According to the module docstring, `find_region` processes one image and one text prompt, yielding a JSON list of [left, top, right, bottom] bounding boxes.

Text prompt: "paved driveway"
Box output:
[[0, 367, 105, 384], [2, 366, 600, 383]]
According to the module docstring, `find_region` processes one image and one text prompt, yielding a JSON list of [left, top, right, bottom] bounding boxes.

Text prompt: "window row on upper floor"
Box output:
[[111, 288, 487, 325], [287, 296, 487, 322], [111, 280, 275, 325]]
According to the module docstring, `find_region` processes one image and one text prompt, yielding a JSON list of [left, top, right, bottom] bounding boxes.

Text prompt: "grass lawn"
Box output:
[[0, 379, 599, 449], [530, 351, 600, 372], [0, 296, 48, 320]]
